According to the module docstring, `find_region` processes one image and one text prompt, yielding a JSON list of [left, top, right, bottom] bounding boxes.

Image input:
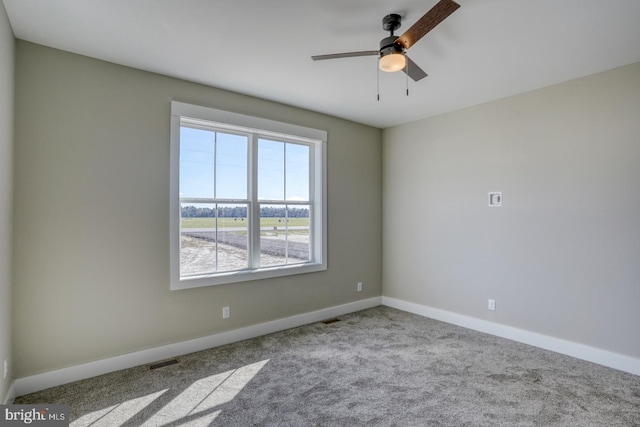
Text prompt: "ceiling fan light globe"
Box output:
[[379, 53, 406, 72]]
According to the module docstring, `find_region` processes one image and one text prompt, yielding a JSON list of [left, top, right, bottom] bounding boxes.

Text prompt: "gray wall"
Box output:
[[0, 1, 14, 403], [13, 41, 382, 377], [383, 62, 640, 359]]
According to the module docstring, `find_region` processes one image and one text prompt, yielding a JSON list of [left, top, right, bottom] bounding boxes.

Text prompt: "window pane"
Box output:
[[258, 139, 284, 200], [259, 204, 287, 267], [259, 204, 310, 267], [180, 203, 248, 276], [287, 205, 311, 262], [180, 127, 214, 199], [180, 202, 216, 276], [215, 203, 249, 272], [216, 133, 248, 199], [286, 143, 310, 202]]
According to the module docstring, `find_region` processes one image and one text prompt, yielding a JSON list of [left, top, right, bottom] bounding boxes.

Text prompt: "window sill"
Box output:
[[170, 262, 327, 290]]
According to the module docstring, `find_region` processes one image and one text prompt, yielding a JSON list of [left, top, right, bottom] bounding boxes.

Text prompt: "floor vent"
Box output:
[[322, 318, 341, 325], [148, 358, 180, 370]]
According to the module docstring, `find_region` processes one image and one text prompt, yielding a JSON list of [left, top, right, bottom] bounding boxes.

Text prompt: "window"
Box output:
[[170, 101, 327, 289]]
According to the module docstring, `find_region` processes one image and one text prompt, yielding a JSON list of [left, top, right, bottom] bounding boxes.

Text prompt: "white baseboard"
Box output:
[[2, 381, 16, 404], [16, 294, 635, 398], [14, 297, 382, 397], [382, 296, 640, 377]]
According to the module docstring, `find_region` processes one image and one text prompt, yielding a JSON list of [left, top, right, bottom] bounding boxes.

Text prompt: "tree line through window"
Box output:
[[181, 205, 309, 218]]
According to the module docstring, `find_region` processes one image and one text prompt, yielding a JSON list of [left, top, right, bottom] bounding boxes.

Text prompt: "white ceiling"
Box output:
[[4, 0, 640, 128]]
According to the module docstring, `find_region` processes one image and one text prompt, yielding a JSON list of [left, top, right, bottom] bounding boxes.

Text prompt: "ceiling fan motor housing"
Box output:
[[380, 35, 403, 56]]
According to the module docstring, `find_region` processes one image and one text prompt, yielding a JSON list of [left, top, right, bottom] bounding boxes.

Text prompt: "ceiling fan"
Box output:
[[312, 0, 460, 82]]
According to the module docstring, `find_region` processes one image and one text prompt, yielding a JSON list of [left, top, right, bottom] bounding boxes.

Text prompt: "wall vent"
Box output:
[[148, 358, 180, 370]]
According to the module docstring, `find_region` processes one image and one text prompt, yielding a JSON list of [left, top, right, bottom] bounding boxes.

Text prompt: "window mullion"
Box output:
[[249, 134, 261, 268], [283, 142, 287, 201], [283, 144, 288, 263], [213, 133, 219, 271], [285, 205, 289, 262], [215, 203, 219, 271]]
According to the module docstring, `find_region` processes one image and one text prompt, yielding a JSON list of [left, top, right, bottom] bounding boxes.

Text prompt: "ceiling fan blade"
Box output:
[[403, 57, 428, 81], [396, 0, 460, 50], [312, 51, 379, 61]]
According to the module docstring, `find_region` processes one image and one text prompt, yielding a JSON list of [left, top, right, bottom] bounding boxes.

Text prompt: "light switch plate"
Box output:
[[488, 192, 503, 207]]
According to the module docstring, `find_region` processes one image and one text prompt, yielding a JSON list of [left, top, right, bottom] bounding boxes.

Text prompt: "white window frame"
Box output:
[[170, 101, 327, 290]]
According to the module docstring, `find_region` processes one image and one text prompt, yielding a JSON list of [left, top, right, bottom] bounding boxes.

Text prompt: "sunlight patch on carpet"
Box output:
[[140, 359, 269, 426], [70, 389, 168, 427]]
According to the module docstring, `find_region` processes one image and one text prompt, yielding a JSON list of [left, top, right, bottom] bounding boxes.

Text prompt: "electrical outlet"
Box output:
[[357, 282, 363, 292], [488, 299, 496, 311], [222, 306, 230, 319], [3, 358, 7, 379]]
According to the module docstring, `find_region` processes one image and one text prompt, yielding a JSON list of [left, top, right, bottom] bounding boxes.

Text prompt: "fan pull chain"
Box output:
[[377, 59, 380, 101], [406, 60, 409, 96]]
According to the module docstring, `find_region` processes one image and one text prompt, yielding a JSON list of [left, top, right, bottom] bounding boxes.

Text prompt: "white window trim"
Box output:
[[170, 101, 327, 290]]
